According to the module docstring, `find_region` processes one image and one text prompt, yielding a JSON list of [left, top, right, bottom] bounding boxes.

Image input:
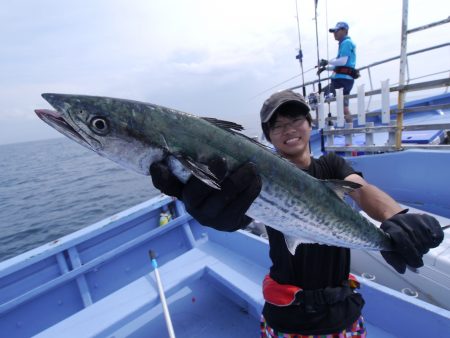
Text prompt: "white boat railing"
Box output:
[[292, 11, 450, 154], [321, 123, 450, 154]]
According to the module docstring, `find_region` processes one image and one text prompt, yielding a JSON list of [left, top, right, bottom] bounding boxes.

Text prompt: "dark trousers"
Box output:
[[323, 78, 354, 107]]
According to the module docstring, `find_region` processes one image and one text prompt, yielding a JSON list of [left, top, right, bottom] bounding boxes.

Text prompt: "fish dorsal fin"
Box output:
[[173, 154, 221, 190], [201, 117, 244, 132], [284, 234, 317, 255], [202, 117, 277, 153], [323, 179, 362, 200]]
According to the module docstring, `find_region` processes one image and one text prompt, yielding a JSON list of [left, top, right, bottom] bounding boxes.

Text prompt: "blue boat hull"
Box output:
[[1, 195, 449, 337]]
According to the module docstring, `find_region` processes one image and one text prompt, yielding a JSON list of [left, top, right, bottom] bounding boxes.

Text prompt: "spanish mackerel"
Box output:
[[35, 93, 393, 254]]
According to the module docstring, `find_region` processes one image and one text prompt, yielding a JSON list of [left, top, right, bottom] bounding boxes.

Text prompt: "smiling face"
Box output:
[[268, 104, 312, 160]]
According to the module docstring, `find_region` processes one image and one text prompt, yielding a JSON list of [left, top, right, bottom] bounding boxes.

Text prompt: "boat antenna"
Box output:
[[149, 250, 176, 338], [313, 0, 322, 93], [294, 0, 306, 97]]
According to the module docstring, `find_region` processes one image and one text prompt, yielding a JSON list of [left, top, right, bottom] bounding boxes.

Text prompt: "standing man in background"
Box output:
[[318, 21, 359, 123]]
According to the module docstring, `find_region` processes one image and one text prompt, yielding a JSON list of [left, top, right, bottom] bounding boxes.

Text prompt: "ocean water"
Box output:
[[0, 138, 159, 262]]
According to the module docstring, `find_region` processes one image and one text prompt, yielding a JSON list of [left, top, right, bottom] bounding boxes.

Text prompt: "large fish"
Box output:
[[35, 93, 393, 254]]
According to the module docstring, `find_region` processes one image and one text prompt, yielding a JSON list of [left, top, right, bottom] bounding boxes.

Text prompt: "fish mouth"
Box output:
[[35, 109, 93, 149]]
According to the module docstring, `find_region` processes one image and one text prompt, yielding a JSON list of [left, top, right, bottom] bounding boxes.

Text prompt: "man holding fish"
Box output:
[[36, 90, 444, 337], [150, 90, 443, 337]]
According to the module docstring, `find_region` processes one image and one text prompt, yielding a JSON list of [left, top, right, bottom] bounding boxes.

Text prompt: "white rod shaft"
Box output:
[[150, 252, 176, 338]]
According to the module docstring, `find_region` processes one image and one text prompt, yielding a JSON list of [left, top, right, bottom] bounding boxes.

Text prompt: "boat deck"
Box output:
[[33, 242, 264, 337], [32, 239, 424, 338]]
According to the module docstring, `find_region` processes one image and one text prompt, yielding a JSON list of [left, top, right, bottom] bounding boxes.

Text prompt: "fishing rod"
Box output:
[[294, 0, 306, 97], [313, 0, 322, 94], [313, 0, 334, 126], [324, 0, 331, 88], [149, 250, 176, 338], [323, 0, 333, 119]]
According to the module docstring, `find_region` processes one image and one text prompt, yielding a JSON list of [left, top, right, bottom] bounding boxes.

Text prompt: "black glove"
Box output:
[[380, 211, 444, 274], [317, 66, 326, 76], [319, 59, 329, 67], [150, 158, 262, 232]]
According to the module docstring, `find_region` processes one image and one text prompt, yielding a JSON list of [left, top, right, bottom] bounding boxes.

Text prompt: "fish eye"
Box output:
[[89, 117, 109, 135]]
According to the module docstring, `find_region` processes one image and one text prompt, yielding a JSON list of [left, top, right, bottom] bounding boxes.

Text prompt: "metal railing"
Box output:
[[321, 123, 450, 154], [299, 13, 450, 155]]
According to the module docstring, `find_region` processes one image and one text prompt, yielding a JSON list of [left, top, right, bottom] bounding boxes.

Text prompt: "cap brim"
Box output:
[[261, 105, 280, 123]]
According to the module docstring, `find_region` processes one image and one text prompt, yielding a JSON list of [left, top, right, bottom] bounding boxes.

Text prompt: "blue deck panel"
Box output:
[[345, 149, 450, 218]]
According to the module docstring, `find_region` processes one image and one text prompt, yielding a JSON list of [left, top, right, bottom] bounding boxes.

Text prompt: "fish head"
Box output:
[[35, 93, 166, 175]]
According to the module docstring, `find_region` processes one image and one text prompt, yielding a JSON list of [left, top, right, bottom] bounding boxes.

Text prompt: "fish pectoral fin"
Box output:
[[284, 235, 316, 256], [323, 179, 362, 200], [174, 154, 221, 190]]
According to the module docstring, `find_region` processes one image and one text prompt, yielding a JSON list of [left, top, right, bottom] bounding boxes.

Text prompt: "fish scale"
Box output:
[[35, 93, 393, 254]]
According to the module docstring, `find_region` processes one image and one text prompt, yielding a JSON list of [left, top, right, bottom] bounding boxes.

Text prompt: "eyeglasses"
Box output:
[[270, 117, 307, 135]]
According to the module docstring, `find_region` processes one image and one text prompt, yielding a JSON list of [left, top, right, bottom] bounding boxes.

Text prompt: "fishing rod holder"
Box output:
[[321, 122, 450, 155], [310, 74, 450, 155]]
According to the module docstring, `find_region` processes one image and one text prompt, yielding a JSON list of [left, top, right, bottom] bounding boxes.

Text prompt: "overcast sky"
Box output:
[[1, 0, 449, 145]]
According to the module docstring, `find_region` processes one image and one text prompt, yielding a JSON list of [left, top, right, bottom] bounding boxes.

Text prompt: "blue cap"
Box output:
[[329, 22, 349, 33]]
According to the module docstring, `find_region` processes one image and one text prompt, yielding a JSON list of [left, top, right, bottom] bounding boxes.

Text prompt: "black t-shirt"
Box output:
[[262, 152, 365, 334]]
